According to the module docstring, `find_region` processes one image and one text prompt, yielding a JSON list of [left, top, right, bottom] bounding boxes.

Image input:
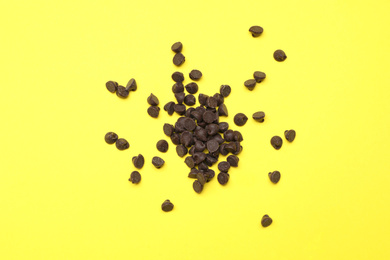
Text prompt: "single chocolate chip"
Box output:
[[176, 144, 188, 157], [217, 172, 230, 185], [249, 25, 263, 37], [189, 146, 195, 155], [147, 106, 160, 118], [197, 172, 206, 185], [206, 140, 219, 153], [180, 131, 194, 147], [172, 72, 184, 82], [129, 171, 141, 184], [284, 130, 296, 142], [185, 156, 195, 168], [105, 132, 118, 144], [156, 140, 169, 153], [205, 124, 219, 136], [172, 82, 184, 93], [218, 161, 230, 172], [188, 168, 199, 178], [198, 93, 209, 106], [116, 85, 129, 98], [271, 136, 283, 150], [261, 215, 273, 227], [186, 107, 195, 117], [152, 156, 165, 168], [218, 104, 228, 117], [213, 93, 224, 106], [193, 152, 206, 164], [147, 93, 159, 106], [195, 127, 208, 142], [206, 97, 218, 108], [189, 70, 202, 80], [219, 143, 228, 156], [185, 82, 199, 94], [234, 145, 243, 155], [183, 118, 196, 131], [174, 104, 186, 115], [163, 101, 175, 116], [212, 134, 225, 144], [194, 140, 206, 152], [224, 130, 234, 142], [106, 81, 118, 93], [132, 154, 145, 169], [161, 200, 174, 212], [175, 92, 185, 104], [227, 155, 239, 167], [220, 85, 231, 97], [274, 49, 287, 62], [193, 180, 204, 193], [253, 111, 265, 122], [173, 53, 185, 66], [171, 42, 183, 53], [184, 94, 196, 106], [233, 131, 243, 142], [225, 142, 237, 153], [126, 78, 137, 91], [244, 79, 257, 91], [203, 111, 216, 124], [163, 123, 174, 137], [171, 133, 181, 145], [115, 138, 129, 150], [269, 171, 281, 184], [253, 71, 266, 83], [234, 113, 248, 126], [205, 169, 215, 182], [218, 122, 229, 133]]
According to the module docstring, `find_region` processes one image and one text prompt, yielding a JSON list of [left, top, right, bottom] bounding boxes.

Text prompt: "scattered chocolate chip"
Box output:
[[217, 172, 230, 185], [156, 140, 169, 153], [161, 200, 174, 212], [176, 144, 188, 157], [274, 49, 287, 62], [227, 155, 239, 167], [220, 85, 231, 97], [271, 136, 283, 150], [253, 111, 265, 122], [129, 171, 141, 184], [193, 180, 204, 193], [115, 138, 129, 150], [147, 106, 160, 118], [284, 130, 296, 142], [147, 93, 159, 106], [249, 25, 263, 37], [126, 78, 137, 91], [244, 79, 257, 91], [185, 82, 199, 94], [132, 154, 145, 169], [189, 70, 202, 80], [261, 215, 273, 227], [171, 42, 183, 53], [105, 132, 118, 144], [172, 72, 184, 82], [253, 71, 266, 83], [106, 81, 118, 93], [152, 156, 165, 168], [234, 113, 248, 126], [173, 52, 185, 66], [269, 171, 281, 184]]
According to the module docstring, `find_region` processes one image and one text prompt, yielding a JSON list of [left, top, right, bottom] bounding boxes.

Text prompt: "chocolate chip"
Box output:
[[218, 104, 228, 117], [249, 25, 263, 37], [244, 79, 257, 91], [253, 111, 265, 122], [173, 104, 186, 115], [220, 85, 231, 97], [156, 140, 169, 153], [147, 93, 159, 106], [271, 136, 283, 150], [218, 161, 230, 172], [253, 71, 266, 83], [152, 156, 165, 168], [205, 124, 219, 136], [203, 111, 215, 124], [185, 156, 195, 168], [269, 171, 281, 184], [185, 82, 199, 94], [218, 122, 229, 133], [188, 168, 199, 178], [274, 49, 287, 62], [147, 106, 160, 118], [206, 97, 218, 108], [116, 85, 129, 98], [198, 93, 209, 106], [193, 180, 204, 193], [175, 92, 185, 104], [194, 140, 206, 152], [193, 152, 206, 164], [227, 155, 239, 167], [163, 101, 175, 115], [105, 132, 118, 144], [126, 78, 137, 91], [173, 52, 185, 66], [205, 169, 215, 182], [219, 143, 228, 156], [217, 172, 230, 185], [261, 215, 272, 227], [106, 81, 118, 93], [234, 113, 248, 126], [233, 131, 243, 142], [115, 138, 129, 150], [172, 82, 184, 93], [161, 200, 174, 212], [224, 130, 234, 142], [129, 171, 141, 184], [180, 131, 194, 147], [163, 123, 174, 137], [183, 118, 196, 131], [172, 72, 184, 82], [195, 127, 208, 142], [205, 154, 218, 166], [184, 94, 196, 106], [132, 154, 145, 169], [212, 134, 225, 144], [206, 140, 219, 153], [189, 70, 202, 80], [170, 133, 181, 145], [284, 130, 296, 142], [176, 144, 188, 157], [171, 42, 183, 53]]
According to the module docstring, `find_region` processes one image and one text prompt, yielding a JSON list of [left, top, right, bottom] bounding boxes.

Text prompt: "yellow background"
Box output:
[[1, 0, 390, 259]]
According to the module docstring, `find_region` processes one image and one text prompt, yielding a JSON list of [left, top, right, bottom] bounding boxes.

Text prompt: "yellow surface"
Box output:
[[1, 0, 390, 259]]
